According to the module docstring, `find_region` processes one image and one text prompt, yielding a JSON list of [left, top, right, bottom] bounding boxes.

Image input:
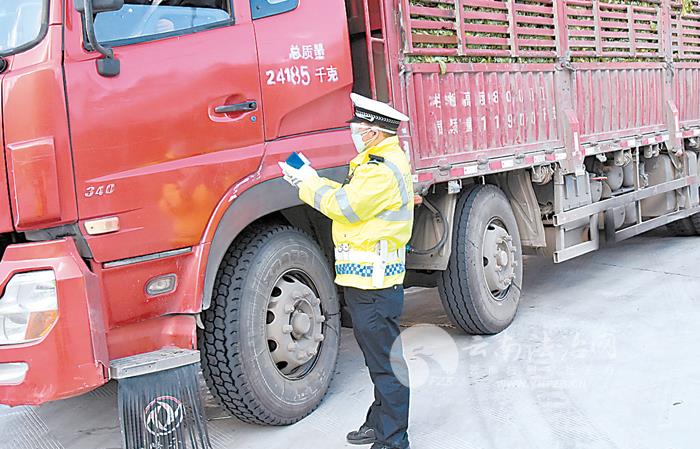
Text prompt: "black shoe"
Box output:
[[370, 444, 409, 449], [346, 425, 377, 445]]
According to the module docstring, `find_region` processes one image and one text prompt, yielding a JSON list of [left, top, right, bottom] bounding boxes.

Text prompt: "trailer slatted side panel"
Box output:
[[673, 7, 700, 126], [675, 66, 700, 124], [395, 0, 700, 174], [404, 0, 557, 58], [406, 66, 559, 169], [575, 66, 666, 141], [565, 0, 663, 59], [672, 5, 700, 60]]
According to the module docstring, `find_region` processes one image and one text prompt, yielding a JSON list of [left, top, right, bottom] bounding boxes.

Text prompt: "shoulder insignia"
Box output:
[[367, 154, 385, 164]]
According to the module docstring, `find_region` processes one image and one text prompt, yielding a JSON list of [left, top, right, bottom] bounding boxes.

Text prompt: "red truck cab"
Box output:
[[0, 0, 107, 403], [0, 0, 360, 406]]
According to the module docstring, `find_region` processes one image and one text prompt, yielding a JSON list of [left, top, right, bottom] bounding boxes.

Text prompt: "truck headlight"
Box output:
[[0, 271, 58, 345]]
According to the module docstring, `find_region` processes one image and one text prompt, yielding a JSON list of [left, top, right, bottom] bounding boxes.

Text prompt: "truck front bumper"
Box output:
[[0, 238, 107, 406]]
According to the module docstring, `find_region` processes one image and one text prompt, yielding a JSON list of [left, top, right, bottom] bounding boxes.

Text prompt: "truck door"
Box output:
[[63, 0, 264, 263], [250, 0, 354, 140]]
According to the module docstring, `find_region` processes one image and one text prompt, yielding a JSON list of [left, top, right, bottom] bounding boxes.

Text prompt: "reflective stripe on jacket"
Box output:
[[298, 136, 414, 289]]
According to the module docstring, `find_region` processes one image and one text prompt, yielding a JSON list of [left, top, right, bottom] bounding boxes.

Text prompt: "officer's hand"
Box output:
[[278, 162, 317, 187], [278, 162, 301, 187], [297, 164, 318, 180]]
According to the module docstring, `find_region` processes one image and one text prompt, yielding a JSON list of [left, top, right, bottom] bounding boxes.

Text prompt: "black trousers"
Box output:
[[344, 285, 410, 449]]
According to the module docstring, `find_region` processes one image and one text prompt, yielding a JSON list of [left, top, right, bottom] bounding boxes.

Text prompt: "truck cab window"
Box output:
[[93, 0, 232, 46], [250, 0, 298, 20], [0, 0, 47, 56]]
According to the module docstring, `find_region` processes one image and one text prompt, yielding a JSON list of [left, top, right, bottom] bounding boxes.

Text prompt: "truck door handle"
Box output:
[[215, 101, 258, 114]]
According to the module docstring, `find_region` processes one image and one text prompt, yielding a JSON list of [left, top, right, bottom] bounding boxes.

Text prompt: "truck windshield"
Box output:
[[94, 1, 230, 46], [0, 0, 47, 56]]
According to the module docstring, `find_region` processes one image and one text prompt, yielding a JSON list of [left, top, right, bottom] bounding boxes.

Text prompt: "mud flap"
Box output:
[[112, 349, 211, 449]]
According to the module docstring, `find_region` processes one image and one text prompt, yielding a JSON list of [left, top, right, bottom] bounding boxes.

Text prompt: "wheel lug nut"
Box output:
[[282, 325, 293, 334], [319, 315, 326, 323], [297, 350, 307, 359], [313, 297, 321, 306], [314, 334, 325, 342], [284, 304, 295, 313], [309, 349, 317, 356], [287, 342, 297, 351]]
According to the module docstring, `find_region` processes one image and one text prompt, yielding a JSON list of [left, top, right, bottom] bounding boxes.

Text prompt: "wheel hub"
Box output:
[[266, 273, 325, 376], [482, 220, 517, 298], [291, 312, 312, 336]]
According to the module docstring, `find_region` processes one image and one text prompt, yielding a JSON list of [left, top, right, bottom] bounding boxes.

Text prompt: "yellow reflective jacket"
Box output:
[[298, 136, 414, 290]]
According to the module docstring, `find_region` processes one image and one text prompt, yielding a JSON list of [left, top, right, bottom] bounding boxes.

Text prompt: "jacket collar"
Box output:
[[350, 136, 399, 167]]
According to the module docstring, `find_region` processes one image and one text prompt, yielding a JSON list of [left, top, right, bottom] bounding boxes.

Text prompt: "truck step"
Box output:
[[109, 348, 200, 380]]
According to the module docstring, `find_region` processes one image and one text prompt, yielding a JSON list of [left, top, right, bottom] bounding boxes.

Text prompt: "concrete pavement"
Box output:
[[1, 233, 699, 449]]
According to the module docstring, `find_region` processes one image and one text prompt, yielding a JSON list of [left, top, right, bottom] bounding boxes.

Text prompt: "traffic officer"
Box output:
[[279, 93, 414, 449]]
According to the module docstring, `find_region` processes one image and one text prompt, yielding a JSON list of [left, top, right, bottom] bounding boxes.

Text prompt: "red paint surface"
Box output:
[[0, 239, 107, 406], [254, 0, 353, 140], [0, 59, 13, 233], [397, 0, 700, 171], [2, 25, 78, 230], [405, 65, 560, 169], [675, 65, 700, 125], [63, 0, 266, 263], [575, 66, 665, 141], [6, 138, 62, 228], [96, 245, 205, 328], [107, 315, 196, 361], [2, 0, 700, 407]]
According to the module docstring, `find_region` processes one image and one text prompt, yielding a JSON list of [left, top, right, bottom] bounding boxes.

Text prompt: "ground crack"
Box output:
[[596, 261, 700, 280]]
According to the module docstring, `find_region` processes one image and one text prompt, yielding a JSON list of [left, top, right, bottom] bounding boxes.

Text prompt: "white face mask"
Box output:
[[350, 127, 372, 153], [351, 131, 368, 153]]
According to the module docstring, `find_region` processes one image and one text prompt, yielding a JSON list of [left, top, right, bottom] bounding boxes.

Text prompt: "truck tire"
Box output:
[[667, 217, 699, 236], [693, 214, 700, 234], [200, 223, 340, 425], [438, 184, 523, 335]]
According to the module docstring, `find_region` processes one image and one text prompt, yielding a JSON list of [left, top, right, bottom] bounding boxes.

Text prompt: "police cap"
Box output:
[[347, 93, 409, 133]]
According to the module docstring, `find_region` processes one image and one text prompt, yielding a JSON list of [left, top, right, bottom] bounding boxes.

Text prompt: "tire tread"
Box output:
[[438, 186, 498, 335], [691, 214, 700, 234], [200, 223, 332, 425], [668, 218, 698, 237]]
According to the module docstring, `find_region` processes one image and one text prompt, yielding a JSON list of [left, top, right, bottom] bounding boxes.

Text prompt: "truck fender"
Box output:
[[200, 167, 347, 310], [493, 170, 547, 248]]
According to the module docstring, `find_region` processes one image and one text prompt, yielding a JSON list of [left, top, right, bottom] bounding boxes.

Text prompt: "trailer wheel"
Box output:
[[438, 184, 523, 335], [693, 214, 700, 234], [200, 223, 340, 425], [667, 217, 699, 236]]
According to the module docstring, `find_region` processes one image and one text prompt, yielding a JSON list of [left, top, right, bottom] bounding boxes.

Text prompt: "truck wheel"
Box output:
[[200, 223, 340, 425], [693, 214, 700, 234], [438, 184, 523, 335], [667, 217, 698, 236]]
